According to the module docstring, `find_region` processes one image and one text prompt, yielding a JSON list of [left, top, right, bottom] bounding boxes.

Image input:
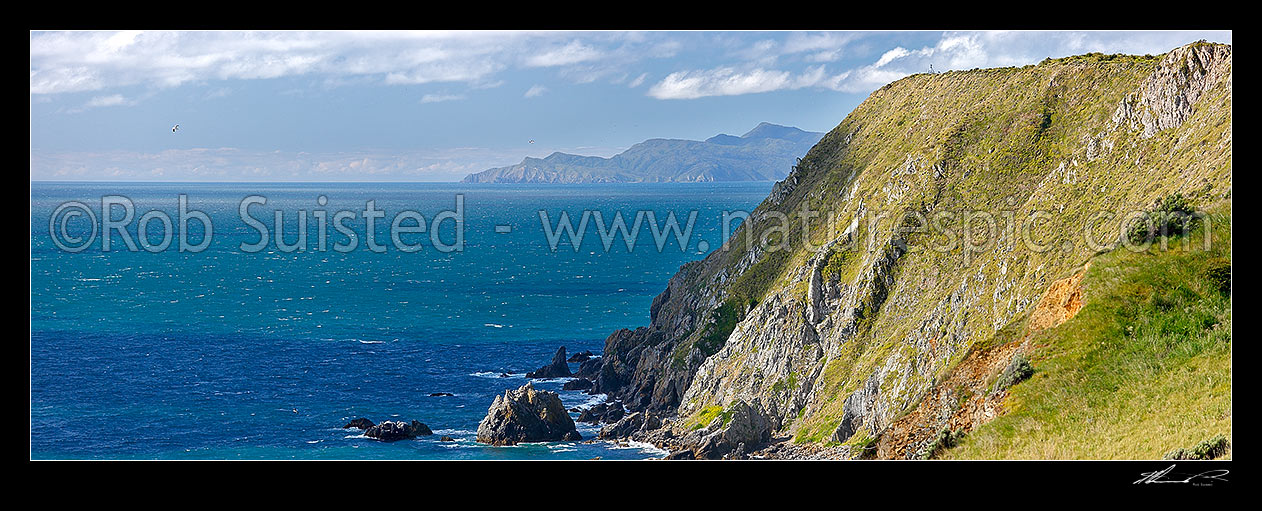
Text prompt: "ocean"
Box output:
[[29, 181, 771, 459]]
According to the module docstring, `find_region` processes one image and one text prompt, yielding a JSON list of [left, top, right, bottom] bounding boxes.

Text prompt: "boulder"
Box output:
[[410, 420, 434, 436], [364, 420, 433, 441], [692, 400, 772, 459], [576, 403, 608, 423], [604, 403, 625, 423], [440, 436, 455, 442], [574, 357, 602, 379], [597, 412, 644, 440], [476, 383, 581, 445], [562, 378, 593, 391], [576, 401, 625, 424], [342, 418, 375, 430], [567, 350, 595, 363], [526, 346, 572, 379]]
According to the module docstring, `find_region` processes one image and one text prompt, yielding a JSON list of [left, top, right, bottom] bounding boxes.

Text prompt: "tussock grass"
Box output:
[[945, 205, 1231, 459]]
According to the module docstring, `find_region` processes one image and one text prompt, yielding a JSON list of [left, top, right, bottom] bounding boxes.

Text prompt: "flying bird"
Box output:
[[172, 124, 180, 133], [529, 139, 535, 144]]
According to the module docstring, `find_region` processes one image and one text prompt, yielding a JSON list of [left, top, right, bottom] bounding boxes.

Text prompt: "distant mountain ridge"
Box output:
[[461, 123, 824, 183]]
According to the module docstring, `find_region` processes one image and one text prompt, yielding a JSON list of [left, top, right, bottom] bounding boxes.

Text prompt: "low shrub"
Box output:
[[992, 354, 1035, 394], [1126, 193, 1198, 245], [1163, 435, 1229, 460]]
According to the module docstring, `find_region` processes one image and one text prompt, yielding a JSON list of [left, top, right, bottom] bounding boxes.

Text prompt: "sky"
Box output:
[[30, 30, 1231, 182]]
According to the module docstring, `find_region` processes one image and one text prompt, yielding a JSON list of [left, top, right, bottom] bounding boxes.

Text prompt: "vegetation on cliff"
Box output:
[[944, 205, 1230, 459], [590, 42, 1231, 459]]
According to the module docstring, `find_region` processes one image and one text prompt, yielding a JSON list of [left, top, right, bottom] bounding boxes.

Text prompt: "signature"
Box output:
[[1134, 464, 1229, 486]]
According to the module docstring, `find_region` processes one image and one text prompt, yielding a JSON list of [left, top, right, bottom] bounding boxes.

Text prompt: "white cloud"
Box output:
[[648, 67, 787, 100], [524, 85, 548, 98], [63, 93, 142, 113], [85, 94, 130, 107], [645, 30, 1231, 100], [419, 93, 465, 103], [874, 47, 910, 67], [29, 31, 637, 96], [781, 31, 860, 56], [804, 49, 843, 63], [523, 40, 602, 67], [647, 65, 840, 100], [30, 30, 1232, 108]]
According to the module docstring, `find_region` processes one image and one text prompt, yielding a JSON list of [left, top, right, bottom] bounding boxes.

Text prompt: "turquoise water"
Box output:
[[30, 182, 771, 459]]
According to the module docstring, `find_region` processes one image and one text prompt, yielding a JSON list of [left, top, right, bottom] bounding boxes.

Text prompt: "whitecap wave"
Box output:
[[432, 428, 475, 436], [529, 376, 576, 383], [606, 440, 669, 456], [574, 393, 608, 410], [469, 371, 525, 379]]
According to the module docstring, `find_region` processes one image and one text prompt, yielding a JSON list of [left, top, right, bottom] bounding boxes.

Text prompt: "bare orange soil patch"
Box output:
[[873, 265, 1088, 459]]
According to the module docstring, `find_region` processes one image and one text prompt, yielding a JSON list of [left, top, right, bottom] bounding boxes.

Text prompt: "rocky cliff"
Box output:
[[584, 42, 1232, 459]]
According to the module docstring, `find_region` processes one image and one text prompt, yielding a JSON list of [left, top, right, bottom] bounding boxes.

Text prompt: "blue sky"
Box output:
[[30, 30, 1231, 182]]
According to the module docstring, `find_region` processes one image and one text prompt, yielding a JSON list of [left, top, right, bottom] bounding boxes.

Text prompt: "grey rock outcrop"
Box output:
[[598, 412, 646, 439], [567, 350, 595, 363], [692, 400, 773, 459], [1111, 43, 1232, 138], [476, 383, 581, 445], [574, 42, 1232, 460], [342, 418, 375, 430], [577, 401, 624, 424], [526, 347, 572, 379], [363, 420, 432, 441], [562, 378, 593, 391]]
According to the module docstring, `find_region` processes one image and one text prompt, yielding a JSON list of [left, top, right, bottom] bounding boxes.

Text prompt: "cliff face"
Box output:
[[588, 42, 1232, 458], [461, 123, 823, 183]]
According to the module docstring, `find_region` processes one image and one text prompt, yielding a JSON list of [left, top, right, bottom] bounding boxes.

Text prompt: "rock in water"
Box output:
[[526, 346, 572, 378], [363, 420, 433, 441], [574, 357, 602, 379], [476, 383, 581, 445], [576, 403, 608, 423], [567, 350, 595, 363], [562, 378, 593, 391], [343, 418, 375, 429], [410, 420, 434, 436], [597, 412, 645, 439]]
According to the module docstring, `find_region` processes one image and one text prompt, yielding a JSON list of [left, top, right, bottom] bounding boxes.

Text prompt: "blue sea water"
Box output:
[[30, 181, 771, 459]]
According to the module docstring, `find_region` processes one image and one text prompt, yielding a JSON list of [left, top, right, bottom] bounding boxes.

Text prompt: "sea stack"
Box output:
[[525, 346, 572, 378], [476, 383, 581, 446], [363, 420, 433, 442]]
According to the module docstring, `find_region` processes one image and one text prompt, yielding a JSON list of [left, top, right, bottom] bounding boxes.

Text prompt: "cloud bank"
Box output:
[[646, 30, 1231, 99], [31, 30, 1230, 102]]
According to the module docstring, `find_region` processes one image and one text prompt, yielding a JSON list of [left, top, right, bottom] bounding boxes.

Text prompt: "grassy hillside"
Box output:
[[945, 204, 1231, 459], [641, 42, 1233, 459]]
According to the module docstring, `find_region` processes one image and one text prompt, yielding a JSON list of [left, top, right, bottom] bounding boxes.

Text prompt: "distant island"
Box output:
[[461, 122, 824, 184]]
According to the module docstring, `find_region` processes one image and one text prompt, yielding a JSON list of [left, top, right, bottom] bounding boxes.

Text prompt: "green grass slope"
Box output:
[[945, 204, 1231, 459], [660, 42, 1231, 459]]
